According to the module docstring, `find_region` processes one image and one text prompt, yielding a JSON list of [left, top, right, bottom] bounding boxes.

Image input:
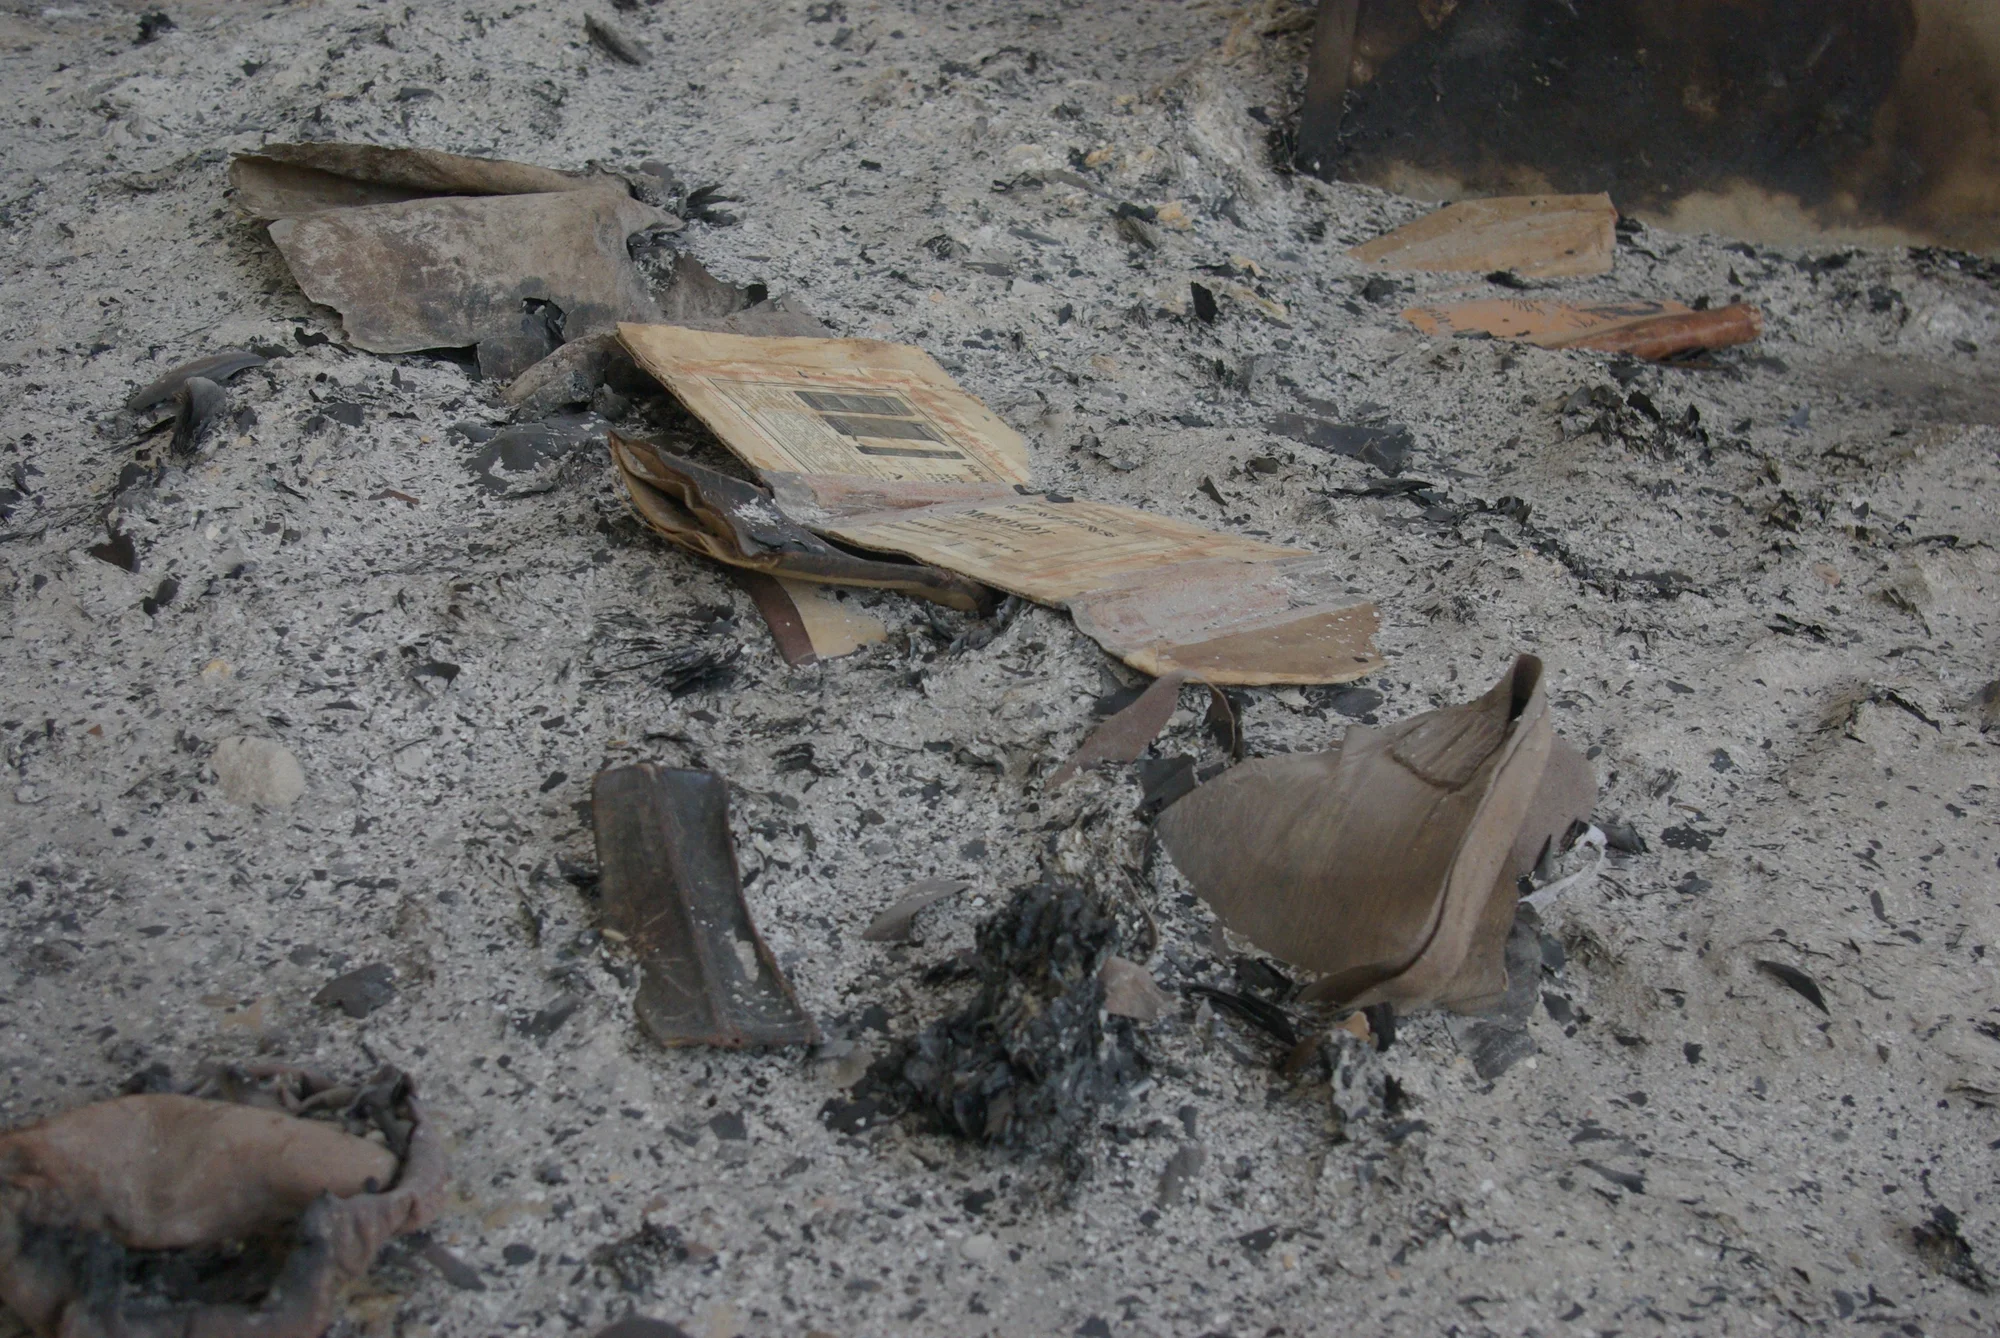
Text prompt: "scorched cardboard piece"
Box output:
[[614, 324, 1384, 686]]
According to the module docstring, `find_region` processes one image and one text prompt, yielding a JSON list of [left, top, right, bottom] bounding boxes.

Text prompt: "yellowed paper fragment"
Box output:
[[1349, 194, 1617, 279], [781, 579, 887, 659], [618, 324, 1030, 484], [814, 494, 1305, 605], [617, 323, 1382, 685]]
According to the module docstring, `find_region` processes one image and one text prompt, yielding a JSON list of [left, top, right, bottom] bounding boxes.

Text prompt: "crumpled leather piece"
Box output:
[[0, 1067, 445, 1338], [1158, 655, 1595, 1012]]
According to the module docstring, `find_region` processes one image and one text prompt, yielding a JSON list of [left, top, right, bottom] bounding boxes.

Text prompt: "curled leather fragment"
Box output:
[[1159, 655, 1595, 1013], [609, 431, 993, 614], [0, 1067, 444, 1338]]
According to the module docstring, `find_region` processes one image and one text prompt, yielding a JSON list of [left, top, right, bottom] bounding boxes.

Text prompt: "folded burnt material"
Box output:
[[0, 1067, 444, 1338], [592, 764, 818, 1048], [229, 142, 614, 220], [231, 143, 677, 380], [609, 432, 992, 613], [613, 324, 1385, 686], [1157, 655, 1595, 1013]]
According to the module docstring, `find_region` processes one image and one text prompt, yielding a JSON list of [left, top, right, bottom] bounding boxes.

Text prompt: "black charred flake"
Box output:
[[313, 962, 396, 1018], [1755, 959, 1829, 1014], [1914, 1206, 1992, 1293], [87, 525, 139, 573]]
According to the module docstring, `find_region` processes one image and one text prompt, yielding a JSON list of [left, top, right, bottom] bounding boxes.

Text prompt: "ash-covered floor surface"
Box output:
[[3, 2, 2000, 1335]]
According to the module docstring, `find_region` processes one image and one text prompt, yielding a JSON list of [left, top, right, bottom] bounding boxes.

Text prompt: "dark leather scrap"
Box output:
[[592, 765, 818, 1049]]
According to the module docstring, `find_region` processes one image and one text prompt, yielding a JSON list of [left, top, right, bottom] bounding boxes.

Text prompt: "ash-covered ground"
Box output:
[[3, 2, 1999, 1335]]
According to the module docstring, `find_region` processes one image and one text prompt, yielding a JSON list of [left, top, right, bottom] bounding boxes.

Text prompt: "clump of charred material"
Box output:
[[900, 881, 1144, 1162], [1559, 384, 1710, 460]]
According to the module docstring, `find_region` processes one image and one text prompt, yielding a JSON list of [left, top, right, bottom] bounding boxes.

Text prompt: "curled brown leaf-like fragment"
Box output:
[[125, 349, 266, 413], [1046, 669, 1235, 788], [0, 1068, 445, 1338], [1158, 655, 1595, 1013]]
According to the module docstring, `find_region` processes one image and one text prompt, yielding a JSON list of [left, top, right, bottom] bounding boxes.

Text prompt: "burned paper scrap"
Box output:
[[1401, 297, 1762, 360], [591, 764, 817, 1048], [0, 1071, 443, 1338], [1349, 194, 1617, 280], [732, 571, 889, 667], [1047, 669, 1231, 787], [1157, 656, 1591, 1013], [233, 143, 677, 379], [614, 324, 1384, 685], [1099, 955, 1172, 1022]]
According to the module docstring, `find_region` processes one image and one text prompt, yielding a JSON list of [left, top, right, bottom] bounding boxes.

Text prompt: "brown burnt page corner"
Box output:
[[1349, 194, 1617, 280], [614, 323, 1385, 686], [591, 765, 818, 1049]]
